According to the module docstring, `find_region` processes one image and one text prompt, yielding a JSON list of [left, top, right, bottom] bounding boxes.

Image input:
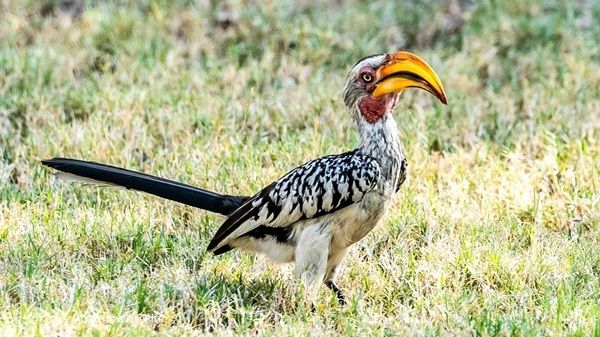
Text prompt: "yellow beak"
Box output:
[[372, 51, 447, 105]]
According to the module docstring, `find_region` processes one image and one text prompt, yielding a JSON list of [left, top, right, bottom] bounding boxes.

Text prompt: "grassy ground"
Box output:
[[1, 0, 599, 335]]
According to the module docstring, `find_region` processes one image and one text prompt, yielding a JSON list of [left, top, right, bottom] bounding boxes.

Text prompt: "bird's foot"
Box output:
[[325, 281, 346, 305]]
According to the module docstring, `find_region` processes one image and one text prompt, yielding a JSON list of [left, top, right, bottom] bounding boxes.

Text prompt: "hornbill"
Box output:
[[42, 51, 447, 304]]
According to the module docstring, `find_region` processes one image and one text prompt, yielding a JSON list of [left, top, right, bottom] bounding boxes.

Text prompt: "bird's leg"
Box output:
[[325, 280, 345, 305], [324, 265, 345, 305], [295, 225, 331, 303], [323, 248, 349, 305]]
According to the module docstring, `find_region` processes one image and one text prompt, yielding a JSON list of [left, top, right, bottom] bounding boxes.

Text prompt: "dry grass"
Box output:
[[1, 0, 599, 335]]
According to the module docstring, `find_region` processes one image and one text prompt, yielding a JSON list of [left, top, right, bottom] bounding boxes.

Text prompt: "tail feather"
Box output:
[[42, 157, 249, 216]]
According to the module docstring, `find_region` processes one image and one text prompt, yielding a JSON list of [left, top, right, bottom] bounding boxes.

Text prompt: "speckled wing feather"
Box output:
[[207, 149, 381, 252]]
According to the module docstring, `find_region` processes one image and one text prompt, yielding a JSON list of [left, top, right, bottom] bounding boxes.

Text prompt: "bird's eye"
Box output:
[[362, 73, 373, 83]]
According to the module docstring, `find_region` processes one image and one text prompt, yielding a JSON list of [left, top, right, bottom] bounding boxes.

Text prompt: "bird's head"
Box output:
[[343, 51, 447, 124]]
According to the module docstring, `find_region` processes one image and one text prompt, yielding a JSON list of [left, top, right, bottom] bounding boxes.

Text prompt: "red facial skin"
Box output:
[[357, 66, 397, 124], [359, 96, 395, 123]]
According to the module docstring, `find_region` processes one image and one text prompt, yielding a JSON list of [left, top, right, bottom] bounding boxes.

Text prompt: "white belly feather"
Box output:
[[231, 189, 391, 264]]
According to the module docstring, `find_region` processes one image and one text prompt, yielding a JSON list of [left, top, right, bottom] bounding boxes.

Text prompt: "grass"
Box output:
[[1, 0, 599, 335]]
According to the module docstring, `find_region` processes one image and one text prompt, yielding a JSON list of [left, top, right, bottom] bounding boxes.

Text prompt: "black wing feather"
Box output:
[[207, 182, 277, 251], [207, 150, 381, 251]]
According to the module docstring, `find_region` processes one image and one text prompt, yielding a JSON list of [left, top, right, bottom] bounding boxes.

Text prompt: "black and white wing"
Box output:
[[207, 149, 381, 252]]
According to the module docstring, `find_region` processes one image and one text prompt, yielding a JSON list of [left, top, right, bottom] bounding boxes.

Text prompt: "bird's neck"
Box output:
[[357, 114, 405, 181]]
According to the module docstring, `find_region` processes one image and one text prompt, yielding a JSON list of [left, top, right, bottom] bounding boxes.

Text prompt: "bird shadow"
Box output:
[[159, 272, 316, 332]]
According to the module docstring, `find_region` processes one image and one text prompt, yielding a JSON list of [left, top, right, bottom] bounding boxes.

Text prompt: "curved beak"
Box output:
[[372, 51, 447, 105]]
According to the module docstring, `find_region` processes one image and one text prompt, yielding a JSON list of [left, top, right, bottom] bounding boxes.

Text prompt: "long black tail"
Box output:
[[41, 157, 249, 216]]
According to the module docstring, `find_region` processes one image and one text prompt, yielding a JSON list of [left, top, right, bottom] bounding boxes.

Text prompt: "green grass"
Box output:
[[1, 0, 600, 335]]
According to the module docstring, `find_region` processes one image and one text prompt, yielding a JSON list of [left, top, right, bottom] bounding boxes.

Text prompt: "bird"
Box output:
[[42, 51, 447, 304]]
